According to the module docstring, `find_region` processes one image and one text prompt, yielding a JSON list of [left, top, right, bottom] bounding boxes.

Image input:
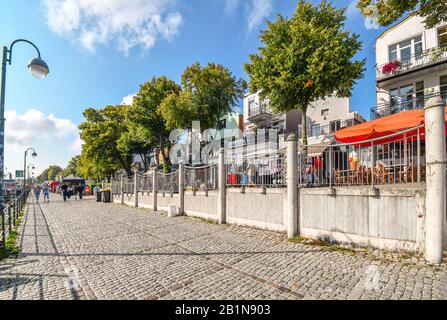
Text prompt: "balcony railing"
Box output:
[[297, 119, 360, 139], [248, 103, 272, 119], [371, 92, 447, 119], [376, 45, 447, 81]]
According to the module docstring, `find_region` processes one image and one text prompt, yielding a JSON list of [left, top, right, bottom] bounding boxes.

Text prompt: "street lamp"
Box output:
[[23, 148, 37, 191], [1, 39, 48, 213]]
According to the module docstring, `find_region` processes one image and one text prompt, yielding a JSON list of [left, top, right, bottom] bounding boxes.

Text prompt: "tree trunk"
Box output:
[[301, 107, 308, 146]]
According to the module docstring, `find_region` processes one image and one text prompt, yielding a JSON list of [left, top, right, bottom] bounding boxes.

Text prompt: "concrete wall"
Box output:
[[184, 191, 218, 220], [156, 192, 179, 212], [138, 192, 154, 209], [226, 188, 286, 232], [299, 184, 426, 253]]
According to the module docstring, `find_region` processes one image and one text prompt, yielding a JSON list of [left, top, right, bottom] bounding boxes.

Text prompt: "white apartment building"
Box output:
[[374, 15, 447, 119], [242, 92, 364, 146]]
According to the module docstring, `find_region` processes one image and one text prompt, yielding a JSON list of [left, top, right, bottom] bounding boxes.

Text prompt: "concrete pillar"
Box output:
[[134, 171, 139, 207], [152, 171, 158, 211], [217, 148, 226, 224], [424, 96, 446, 264], [120, 174, 124, 205], [179, 163, 185, 215], [286, 134, 298, 238]]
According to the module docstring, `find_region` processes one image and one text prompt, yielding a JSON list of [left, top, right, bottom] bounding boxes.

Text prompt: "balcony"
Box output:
[[297, 119, 360, 139], [247, 103, 273, 123], [371, 93, 447, 119], [376, 45, 447, 82]]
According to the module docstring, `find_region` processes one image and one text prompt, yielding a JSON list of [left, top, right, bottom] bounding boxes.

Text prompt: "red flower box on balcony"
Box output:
[[381, 61, 401, 75]]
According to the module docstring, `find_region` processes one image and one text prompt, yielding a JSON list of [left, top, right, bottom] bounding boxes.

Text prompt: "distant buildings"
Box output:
[[241, 92, 364, 149]]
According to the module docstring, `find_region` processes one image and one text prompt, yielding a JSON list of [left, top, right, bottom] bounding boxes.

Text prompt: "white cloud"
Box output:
[[225, 0, 239, 14], [246, 0, 273, 33], [5, 109, 78, 150], [346, 0, 361, 19], [42, 0, 183, 54], [121, 93, 136, 105], [69, 136, 83, 153]]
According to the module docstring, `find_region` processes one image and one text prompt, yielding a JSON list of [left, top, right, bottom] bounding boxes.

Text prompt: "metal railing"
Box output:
[[298, 126, 425, 187], [225, 150, 287, 188], [297, 119, 360, 139], [376, 44, 447, 81], [248, 102, 272, 118], [185, 165, 218, 191], [156, 171, 179, 194], [123, 177, 134, 194], [371, 92, 447, 119], [1, 191, 28, 247], [139, 173, 153, 193]]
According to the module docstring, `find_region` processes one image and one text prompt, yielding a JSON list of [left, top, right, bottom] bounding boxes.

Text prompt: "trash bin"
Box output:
[[102, 189, 111, 203], [96, 191, 102, 202]]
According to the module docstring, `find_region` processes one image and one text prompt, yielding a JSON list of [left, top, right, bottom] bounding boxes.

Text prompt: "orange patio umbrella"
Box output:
[[335, 108, 447, 145]]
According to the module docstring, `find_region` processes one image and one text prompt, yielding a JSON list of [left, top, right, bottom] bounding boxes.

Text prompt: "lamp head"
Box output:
[[32, 151, 37, 158], [28, 57, 49, 80]]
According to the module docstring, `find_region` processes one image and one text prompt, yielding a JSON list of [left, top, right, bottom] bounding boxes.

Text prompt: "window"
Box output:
[[248, 99, 256, 116], [311, 124, 321, 137], [218, 119, 226, 130], [388, 35, 423, 62], [441, 75, 447, 103], [330, 120, 341, 133], [415, 81, 425, 108], [390, 82, 425, 113], [321, 109, 329, 116], [438, 26, 447, 46]]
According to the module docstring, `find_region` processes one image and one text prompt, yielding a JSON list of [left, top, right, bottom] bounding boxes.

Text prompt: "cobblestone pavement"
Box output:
[[0, 195, 446, 300]]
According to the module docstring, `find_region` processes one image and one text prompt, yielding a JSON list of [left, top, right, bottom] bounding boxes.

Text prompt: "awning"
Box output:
[[335, 108, 447, 145], [299, 141, 332, 157]]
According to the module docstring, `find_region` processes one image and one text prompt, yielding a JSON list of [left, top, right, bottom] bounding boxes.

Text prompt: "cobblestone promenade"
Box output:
[[0, 195, 446, 300]]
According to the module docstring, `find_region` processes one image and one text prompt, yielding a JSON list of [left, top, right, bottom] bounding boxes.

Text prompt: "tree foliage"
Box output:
[[159, 62, 246, 131], [244, 0, 365, 144], [127, 76, 181, 172], [357, 0, 447, 28], [79, 105, 134, 178]]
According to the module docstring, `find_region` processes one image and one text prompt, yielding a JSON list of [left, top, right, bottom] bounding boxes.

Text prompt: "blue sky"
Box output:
[[0, 0, 387, 176]]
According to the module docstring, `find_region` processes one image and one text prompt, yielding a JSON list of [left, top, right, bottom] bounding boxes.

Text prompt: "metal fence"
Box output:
[[185, 165, 218, 191], [225, 150, 287, 188], [298, 126, 425, 187], [139, 173, 153, 193], [123, 177, 134, 194], [156, 171, 179, 194], [1, 191, 28, 247]]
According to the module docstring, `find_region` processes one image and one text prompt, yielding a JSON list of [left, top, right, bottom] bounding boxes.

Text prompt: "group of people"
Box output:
[[33, 182, 86, 202], [59, 182, 85, 202], [33, 183, 50, 202]]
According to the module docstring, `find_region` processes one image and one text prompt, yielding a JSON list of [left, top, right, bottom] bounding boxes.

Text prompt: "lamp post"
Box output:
[[23, 148, 37, 191], [1, 39, 48, 215]]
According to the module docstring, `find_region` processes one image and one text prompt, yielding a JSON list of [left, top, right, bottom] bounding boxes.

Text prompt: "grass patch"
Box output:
[[289, 236, 357, 254], [0, 206, 25, 261], [193, 217, 218, 225]]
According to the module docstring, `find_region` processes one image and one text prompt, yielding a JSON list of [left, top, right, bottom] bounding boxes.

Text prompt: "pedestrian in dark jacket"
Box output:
[[61, 183, 69, 202], [77, 183, 85, 200]]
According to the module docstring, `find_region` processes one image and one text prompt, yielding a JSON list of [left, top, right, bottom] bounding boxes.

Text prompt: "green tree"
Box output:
[[47, 165, 64, 181], [244, 0, 365, 145], [62, 156, 81, 177], [37, 165, 63, 182], [357, 0, 447, 28], [79, 105, 134, 177], [127, 76, 181, 172], [159, 62, 246, 130]]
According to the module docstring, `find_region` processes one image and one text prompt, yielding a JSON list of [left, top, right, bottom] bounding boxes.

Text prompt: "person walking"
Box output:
[[77, 183, 85, 200], [42, 183, 50, 202], [34, 185, 42, 202], [61, 182, 69, 202]]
